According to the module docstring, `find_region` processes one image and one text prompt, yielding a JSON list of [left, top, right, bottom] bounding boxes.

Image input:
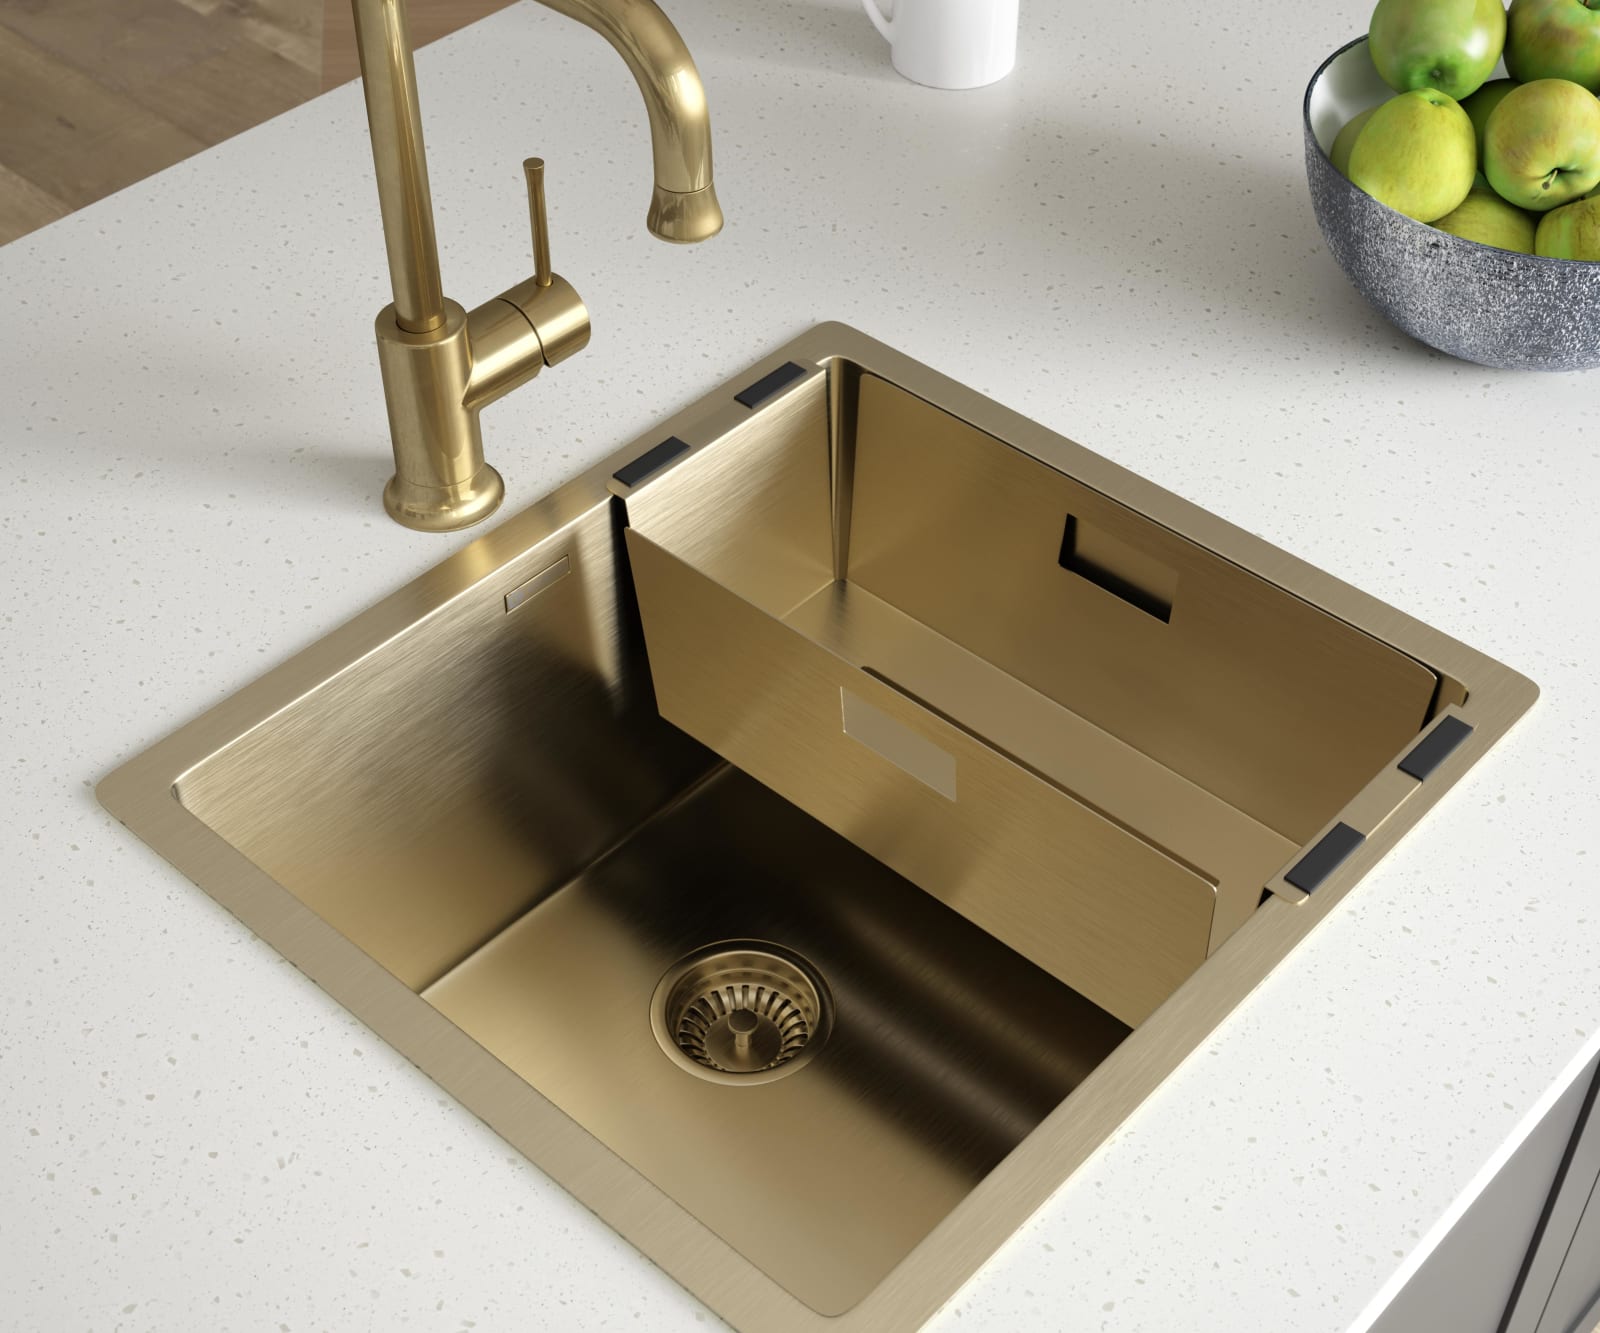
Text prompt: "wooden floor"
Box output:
[[0, 0, 508, 247]]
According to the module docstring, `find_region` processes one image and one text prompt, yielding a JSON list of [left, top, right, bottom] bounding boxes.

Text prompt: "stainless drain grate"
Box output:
[[651, 942, 832, 1085], [677, 977, 810, 1073]]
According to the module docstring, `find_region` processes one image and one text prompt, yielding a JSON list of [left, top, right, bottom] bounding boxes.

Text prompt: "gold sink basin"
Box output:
[[99, 324, 1536, 1333]]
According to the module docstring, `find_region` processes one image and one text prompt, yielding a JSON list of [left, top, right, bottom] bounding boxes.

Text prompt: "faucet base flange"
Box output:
[[383, 463, 505, 533]]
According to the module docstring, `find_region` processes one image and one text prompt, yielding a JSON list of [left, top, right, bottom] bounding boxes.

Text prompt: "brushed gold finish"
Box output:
[[350, 0, 720, 530], [625, 526, 1221, 1028], [99, 325, 1536, 1333], [423, 770, 1126, 1313], [489, 273, 592, 370], [525, 157, 553, 287], [840, 687, 959, 800], [842, 375, 1440, 846], [352, 0, 443, 333], [503, 553, 570, 612], [620, 369, 1442, 1025], [788, 585, 1296, 965], [536, 0, 721, 232], [647, 181, 725, 244], [373, 298, 510, 531], [649, 940, 834, 1084]]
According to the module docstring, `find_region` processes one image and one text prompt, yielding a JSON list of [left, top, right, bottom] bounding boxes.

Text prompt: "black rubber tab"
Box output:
[[613, 436, 690, 489], [1398, 715, 1475, 782], [734, 361, 808, 409], [1284, 822, 1365, 894]]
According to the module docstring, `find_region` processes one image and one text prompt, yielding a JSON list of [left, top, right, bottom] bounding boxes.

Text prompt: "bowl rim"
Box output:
[[1302, 33, 1599, 270]]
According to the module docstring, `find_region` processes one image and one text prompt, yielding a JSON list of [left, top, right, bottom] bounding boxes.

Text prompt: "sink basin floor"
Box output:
[[421, 764, 1129, 1316]]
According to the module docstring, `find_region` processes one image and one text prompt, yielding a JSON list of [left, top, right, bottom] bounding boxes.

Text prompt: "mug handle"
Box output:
[[861, 0, 893, 42]]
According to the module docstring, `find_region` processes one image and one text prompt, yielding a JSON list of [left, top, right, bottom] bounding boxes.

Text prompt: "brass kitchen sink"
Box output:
[[99, 324, 1536, 1333]]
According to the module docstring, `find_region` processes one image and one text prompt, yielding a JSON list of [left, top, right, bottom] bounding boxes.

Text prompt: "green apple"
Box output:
[[1484, 78, 1600, 207], [1505, 0, 1600, 92], [1535, 192, 1600, 253], [1349, 90, 1478, 219], [1370, 0, 1507, 100], [1331, 108, 1378, 175], [1461, 78, 1521, 162], [1433, 180, 1541, 248]]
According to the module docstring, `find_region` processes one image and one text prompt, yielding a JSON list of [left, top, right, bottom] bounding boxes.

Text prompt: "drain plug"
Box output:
[[651, 941, 832, 1086]]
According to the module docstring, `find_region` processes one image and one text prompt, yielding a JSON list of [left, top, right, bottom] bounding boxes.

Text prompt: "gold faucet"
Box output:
[[350, 0, 723, 532]]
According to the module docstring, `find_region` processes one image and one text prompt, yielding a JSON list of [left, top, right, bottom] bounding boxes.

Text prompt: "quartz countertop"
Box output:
[[3, 3, 1598, 1329]]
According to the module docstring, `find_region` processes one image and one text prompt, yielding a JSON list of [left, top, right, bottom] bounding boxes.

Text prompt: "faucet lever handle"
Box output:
[[486, 156, 589, 370], [523, 158, 553, 289]]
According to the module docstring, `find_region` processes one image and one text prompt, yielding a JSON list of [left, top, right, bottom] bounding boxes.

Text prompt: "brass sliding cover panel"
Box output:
[[621, 367, 1441, 1022], [100, 324, 1536, 1333], [626, 527, 1221, 1026]]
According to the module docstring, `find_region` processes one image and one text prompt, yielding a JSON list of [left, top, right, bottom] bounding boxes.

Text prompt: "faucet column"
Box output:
[[352, 0, 505, 531], [351, 0, 447, 333]]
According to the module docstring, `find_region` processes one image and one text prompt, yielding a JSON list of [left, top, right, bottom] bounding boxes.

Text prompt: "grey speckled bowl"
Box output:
[[1305, 36, 1600, 371]]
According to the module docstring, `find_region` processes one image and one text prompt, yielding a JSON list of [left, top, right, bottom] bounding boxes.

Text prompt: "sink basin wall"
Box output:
[[843, 372, 1445, 842], [175, 498, 713, 991]]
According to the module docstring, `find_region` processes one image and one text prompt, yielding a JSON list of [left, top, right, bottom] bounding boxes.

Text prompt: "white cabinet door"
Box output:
[[1370, 1053, 1600, 1333], [1505, 1057, 1600, 1333]]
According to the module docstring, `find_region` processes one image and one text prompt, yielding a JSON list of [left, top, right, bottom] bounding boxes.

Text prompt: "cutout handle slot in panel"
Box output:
[[1058, 513, 1176, 622]]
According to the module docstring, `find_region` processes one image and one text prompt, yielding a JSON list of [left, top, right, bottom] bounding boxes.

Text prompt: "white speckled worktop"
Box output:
[[3, 2, 1598, 1329]]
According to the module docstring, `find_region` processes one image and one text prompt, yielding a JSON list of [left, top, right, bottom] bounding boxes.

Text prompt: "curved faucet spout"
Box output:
[[538, 0, 723, 243]]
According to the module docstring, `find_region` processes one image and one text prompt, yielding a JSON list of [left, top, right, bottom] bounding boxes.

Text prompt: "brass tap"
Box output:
[[350, 0, 723, 532]]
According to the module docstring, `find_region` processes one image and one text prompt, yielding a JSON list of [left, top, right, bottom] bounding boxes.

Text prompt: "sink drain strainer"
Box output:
[[650, 941, 832, 1086]]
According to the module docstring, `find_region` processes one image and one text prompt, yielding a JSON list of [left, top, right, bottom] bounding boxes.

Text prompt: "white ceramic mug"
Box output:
[[861, 0, 1018, 90]]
